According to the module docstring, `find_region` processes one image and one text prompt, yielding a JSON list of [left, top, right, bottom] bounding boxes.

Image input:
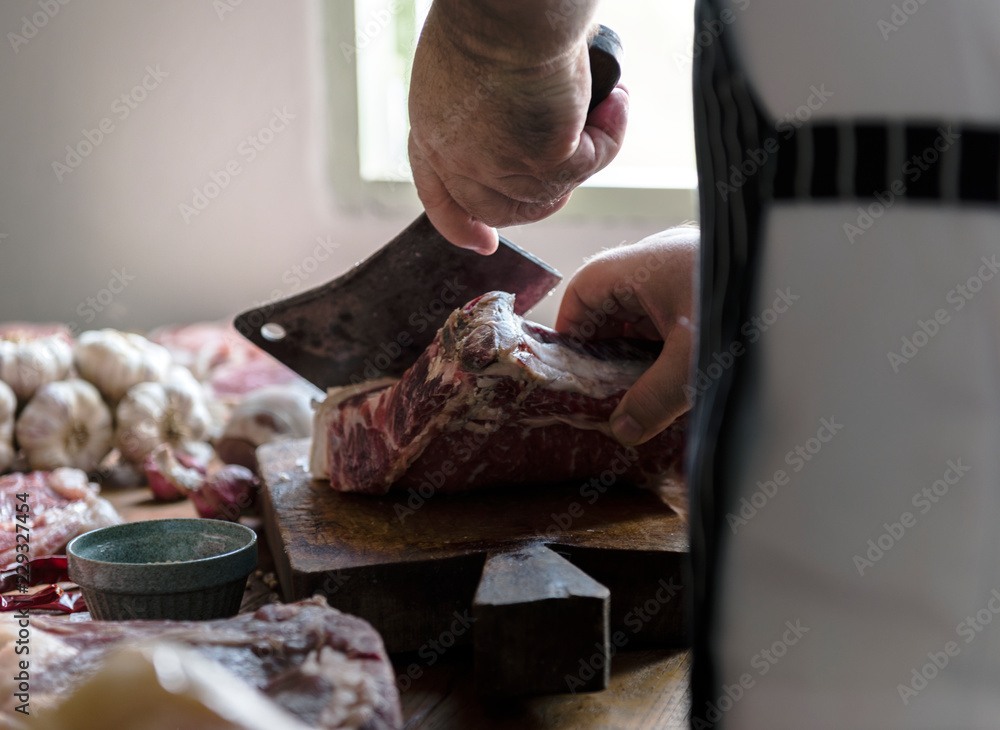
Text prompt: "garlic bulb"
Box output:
[[116, 366, 212, 463], [75, 329, 172, 402], [0, 330, 73, 402], [15, 379, 114, 472], [216, 384, 317, 471], [0, 380, 14, 472]]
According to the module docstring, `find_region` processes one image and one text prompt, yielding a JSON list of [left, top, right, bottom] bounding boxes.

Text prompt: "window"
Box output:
[[326, 0, 698, 222]]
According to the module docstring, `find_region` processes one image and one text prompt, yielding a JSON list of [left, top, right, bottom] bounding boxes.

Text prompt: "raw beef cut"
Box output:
[[311, 291, 685, 495], [0, 597, 401, 730], [0, 469, 120, 567]]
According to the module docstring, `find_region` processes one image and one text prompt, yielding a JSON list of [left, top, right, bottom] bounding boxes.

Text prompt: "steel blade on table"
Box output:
[[233, 213, 561, 390]]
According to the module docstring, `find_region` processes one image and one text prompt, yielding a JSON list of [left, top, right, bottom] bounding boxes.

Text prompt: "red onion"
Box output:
[[188, 465, 258, 521]]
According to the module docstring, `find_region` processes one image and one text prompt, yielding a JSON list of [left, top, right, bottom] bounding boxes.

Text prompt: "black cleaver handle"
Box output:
[[588, 25, 623, 113]]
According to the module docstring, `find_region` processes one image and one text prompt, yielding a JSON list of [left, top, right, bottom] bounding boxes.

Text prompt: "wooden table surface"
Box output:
[[395, 648, 690, 730], [102, 485, 692, 730]]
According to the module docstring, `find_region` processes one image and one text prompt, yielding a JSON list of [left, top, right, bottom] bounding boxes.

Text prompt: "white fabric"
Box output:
[[731, 0, 1000, 122], [711, 3, 1000, 728]]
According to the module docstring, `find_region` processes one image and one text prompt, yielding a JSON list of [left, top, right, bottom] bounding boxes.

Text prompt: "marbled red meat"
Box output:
[[311, 291, 685, 495]]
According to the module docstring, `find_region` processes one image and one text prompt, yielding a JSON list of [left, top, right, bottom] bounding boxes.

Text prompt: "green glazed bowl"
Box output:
[[67, 518, 257, 621]]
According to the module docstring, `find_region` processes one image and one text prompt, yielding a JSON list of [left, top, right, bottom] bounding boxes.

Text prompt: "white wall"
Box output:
[[0, 0, 672, 333]]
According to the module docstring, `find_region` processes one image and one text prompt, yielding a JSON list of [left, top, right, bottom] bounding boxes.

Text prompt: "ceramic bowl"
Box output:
[[67, 518, 257, 621]]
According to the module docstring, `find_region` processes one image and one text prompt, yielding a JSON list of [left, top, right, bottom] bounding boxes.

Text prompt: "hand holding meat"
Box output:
[[407, 0, 628, 253], [556, 228, 699, 446], [312, 291, 685, 496]]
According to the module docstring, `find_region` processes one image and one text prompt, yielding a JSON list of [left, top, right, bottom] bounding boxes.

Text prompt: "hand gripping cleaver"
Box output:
[[234, 26, 623, 390]]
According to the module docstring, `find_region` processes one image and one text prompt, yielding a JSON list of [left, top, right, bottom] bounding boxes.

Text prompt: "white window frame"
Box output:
[[323, 0, 698, 224]]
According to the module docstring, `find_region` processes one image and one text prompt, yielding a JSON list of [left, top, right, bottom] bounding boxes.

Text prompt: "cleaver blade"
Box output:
[[233, 213, 561, 390]]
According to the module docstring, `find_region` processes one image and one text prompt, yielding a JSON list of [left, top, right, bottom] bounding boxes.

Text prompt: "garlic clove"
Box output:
[[15, 380, 114, 473], [175, 440, 213, 472], [144, 443, 205, 502], [216, 384, 317, 474], [75, 329, 172, 403], [219, 384, 316, 445]]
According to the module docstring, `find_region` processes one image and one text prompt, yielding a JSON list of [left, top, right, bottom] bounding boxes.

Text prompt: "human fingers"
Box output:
[[609, 322, 693, 446], [409, 134, 500, 254]]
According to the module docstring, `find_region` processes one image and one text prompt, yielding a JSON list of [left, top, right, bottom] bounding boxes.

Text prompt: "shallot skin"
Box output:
[[189, 465, 259, 521], [216, 384, 316, 473]]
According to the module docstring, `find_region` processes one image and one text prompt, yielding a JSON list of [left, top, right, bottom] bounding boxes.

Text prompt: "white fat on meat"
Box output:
[[46, 467, 95, 501], [470, 292, 650, 400]]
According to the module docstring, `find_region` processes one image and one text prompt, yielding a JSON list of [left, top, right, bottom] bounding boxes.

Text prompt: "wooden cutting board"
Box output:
[[258, 438, 688, 695]]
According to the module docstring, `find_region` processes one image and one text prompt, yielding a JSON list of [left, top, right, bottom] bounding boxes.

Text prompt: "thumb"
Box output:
[[609, 331, 692, 446], [423, 193, 500, 255]]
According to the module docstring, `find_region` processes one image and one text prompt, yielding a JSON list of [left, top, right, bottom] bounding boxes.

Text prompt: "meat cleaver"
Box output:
[[234, 26, 623, 390]]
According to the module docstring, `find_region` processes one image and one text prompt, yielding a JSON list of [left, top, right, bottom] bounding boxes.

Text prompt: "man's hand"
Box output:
[[408, 0, 629, 253], [556, 228, 699, 446]]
